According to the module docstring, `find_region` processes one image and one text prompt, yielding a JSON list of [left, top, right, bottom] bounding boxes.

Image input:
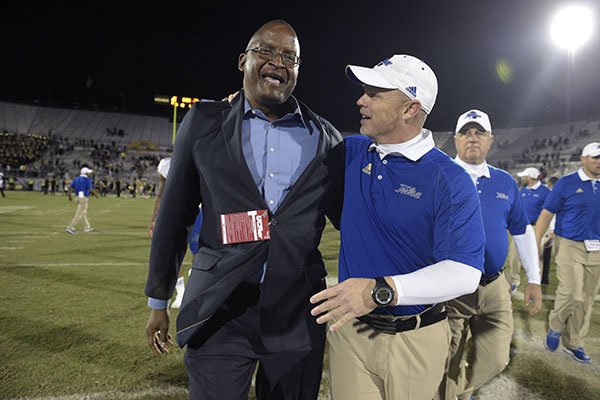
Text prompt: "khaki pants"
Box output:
[[67, 197, 91, 230], [549, 236, 600, 349], [328, 315, 450, 400], [506, 237, 521, 288], [438, 273, 513, 400]]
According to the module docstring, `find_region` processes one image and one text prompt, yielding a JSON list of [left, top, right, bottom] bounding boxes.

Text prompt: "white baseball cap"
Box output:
[[80, 167, 93, 175], [455, 109, 492, 133], [582, 142, 600, 157], [346, 54, 438, 114], [517, 167, 541, 179]]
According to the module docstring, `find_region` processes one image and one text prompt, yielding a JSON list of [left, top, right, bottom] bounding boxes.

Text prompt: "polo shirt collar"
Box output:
[[577, 167, 596, 182], [454, 156, 491, 180], [368, 129, 435, 161], [529, 181, 542, 190]]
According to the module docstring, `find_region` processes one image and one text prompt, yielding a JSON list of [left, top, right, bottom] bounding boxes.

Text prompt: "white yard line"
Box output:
[[0, 206, 33, 214], [0, 232, 58, 236], [9, 386, 187, 400], [0, 261, 194, 268], [0, 262, 148, 267]]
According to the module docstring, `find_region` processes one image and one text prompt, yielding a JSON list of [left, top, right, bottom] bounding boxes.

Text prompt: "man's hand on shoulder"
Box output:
[[145, 309, 173, 355], [222, 91, 240, 104]]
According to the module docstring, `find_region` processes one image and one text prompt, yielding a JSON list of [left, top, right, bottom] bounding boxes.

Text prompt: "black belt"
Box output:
[[357, 303, 446, 334], [479, 269, 503, 286]]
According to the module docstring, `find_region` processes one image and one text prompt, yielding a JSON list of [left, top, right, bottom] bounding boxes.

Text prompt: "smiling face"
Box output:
[[454, 123, 494, 165], [356, 85, 421, 144], [238, 22, 299, 118]]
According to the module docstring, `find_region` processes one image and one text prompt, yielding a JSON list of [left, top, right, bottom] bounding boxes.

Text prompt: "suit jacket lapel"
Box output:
[[221, 92, 268, 207]]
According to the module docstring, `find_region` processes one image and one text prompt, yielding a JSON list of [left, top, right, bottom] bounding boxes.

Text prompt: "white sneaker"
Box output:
[[83, 227, 94, 232], [171, 295, 183, 309], [65, 228, 77, 234]]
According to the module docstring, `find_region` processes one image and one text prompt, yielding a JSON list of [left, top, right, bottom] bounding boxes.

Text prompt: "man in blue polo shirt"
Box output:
[[507, 167, 550, 291], [536, 142, 600, 363], [309, 54, 485, 400], [438, 109, 542, 400], [66, 167, 98, 234]]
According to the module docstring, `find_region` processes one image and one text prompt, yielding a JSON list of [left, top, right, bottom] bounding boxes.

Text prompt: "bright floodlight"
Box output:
[[550, 5, 593, 50]]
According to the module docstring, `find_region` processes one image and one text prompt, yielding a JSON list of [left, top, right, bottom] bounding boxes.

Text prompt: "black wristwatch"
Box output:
[[371, 277, 395, 307]]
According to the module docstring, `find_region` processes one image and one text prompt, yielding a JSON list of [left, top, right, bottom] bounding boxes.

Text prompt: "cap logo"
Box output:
[[377, 58, 392, 66], [406, 86, 417, 97], [466, 111, 481, 119]]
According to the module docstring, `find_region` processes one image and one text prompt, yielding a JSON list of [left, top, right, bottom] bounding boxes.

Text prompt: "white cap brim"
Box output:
[[456, 121, 487, 133], [582, 142, 600, 157], [346, 65, 397, 90]]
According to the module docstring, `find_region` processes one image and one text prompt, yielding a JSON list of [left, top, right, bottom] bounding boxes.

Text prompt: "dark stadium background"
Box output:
[[2, 0, 600, 132]]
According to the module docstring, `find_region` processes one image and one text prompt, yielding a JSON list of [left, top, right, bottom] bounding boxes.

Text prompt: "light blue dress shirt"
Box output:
[[148, 98, 319, 309]]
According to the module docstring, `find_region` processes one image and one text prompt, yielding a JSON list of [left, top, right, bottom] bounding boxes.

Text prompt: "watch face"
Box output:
[[375, 288, 393, 305]]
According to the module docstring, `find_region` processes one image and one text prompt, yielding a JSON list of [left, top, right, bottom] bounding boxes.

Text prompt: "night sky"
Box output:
[[2, 0, 599, 133]]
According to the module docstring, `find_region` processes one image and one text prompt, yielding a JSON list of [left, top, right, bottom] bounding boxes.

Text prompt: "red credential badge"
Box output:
[[220, 209, 271, 245]]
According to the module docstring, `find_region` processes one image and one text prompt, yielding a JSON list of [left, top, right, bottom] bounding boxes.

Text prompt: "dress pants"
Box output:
[[506, 237, 521, 288], [185, 282, 325, 400], [549, 236, 600, 349], [67, 197, 91, 230], [328, 313, 450, 400], [438, 273, 513, 400]]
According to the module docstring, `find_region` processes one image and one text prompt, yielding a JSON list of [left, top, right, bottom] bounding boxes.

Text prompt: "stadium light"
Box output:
[[550, 5, 594, 51]]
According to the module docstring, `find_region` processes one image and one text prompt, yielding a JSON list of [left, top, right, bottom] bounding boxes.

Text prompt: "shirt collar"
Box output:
[[529, 181, 542, 190], [578, 167, 595, 182], [454, 156, 491, 180], [243, 97, 309, 131], [368, 129, 435, 161]]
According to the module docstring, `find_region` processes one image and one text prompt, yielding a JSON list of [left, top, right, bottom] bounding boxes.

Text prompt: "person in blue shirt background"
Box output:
[[438, 109, 542, 400], [507, 166, 550, 292], [309, 54, 485, 400], [65, 166, 99, 234], [536, 142, 600, 363]]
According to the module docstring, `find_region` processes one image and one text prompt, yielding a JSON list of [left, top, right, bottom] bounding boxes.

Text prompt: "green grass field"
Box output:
[[0, 192, 599, 400]]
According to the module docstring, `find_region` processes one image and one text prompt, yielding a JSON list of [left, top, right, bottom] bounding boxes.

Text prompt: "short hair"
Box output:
[[246, 20, 298, 49]]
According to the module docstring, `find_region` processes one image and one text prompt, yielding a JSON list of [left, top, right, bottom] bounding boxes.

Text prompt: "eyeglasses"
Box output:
[[245, 46, 301, 67]]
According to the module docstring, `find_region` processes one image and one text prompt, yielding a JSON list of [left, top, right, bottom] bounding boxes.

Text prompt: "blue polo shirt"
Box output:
[[520, 183, 550, 224], [70, 175, 93, 196], [455, 159, 529, 276], [339, 135, 485, 316], [543, 169, 600, 241]]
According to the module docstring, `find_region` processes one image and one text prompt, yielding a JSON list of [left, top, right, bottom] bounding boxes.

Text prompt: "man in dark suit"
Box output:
[[144, 20, 343, 400]]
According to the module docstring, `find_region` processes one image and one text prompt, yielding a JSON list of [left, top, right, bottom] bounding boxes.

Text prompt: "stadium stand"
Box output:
[[0, 101, 173, 148], [1, 100, 598, 195]]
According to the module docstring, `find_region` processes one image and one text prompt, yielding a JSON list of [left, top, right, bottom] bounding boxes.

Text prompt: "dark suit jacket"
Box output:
[[145, 92, 344, 350]]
